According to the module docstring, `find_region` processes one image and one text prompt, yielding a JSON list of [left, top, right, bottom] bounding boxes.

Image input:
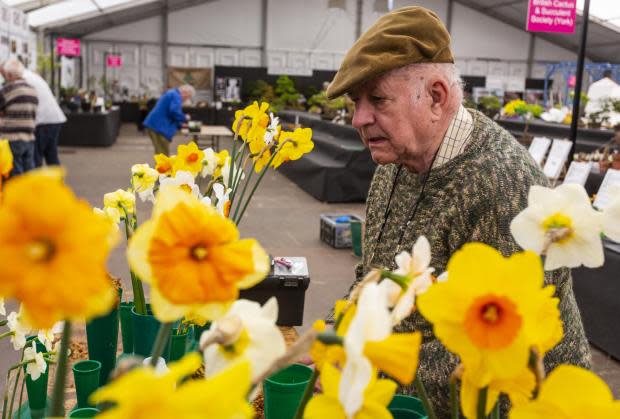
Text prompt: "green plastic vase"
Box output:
[[86, 295, 120, 385]]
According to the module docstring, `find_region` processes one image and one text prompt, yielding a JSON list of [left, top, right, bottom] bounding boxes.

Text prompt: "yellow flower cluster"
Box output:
[[503, 99, 527, 116]]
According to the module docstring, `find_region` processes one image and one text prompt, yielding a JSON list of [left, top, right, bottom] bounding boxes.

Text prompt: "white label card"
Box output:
[[563, 161, 592, 187], [594, 169, 620, 210], [543, 139, 572, 179], [528, 137, 552, 166]]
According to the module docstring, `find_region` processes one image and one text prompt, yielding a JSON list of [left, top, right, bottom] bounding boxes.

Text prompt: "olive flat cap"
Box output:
[[326, 6, 454, 99]]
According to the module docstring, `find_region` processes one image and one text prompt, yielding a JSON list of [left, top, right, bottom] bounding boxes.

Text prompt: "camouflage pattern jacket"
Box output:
[[352, 110, 591, 418]]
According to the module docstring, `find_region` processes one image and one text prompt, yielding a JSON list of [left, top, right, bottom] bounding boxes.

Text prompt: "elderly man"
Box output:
[[327, 6, 590, 417], [143, 84, 196, 156], [0, 59, 38, 175]]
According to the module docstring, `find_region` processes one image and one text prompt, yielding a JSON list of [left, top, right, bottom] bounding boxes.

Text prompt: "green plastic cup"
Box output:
[[69, 407, 100, 418], [169, 332, 189, 362], [119, 302, 134, 354], [72, 360, 101, 409], [350, 220, 362, 257], [131, 305, 171, 361], [388, 395, 428, 419], [263, 363, 313, 419]]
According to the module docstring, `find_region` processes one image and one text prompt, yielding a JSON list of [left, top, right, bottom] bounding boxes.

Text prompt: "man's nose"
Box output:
[[352, 101, 374, 129]]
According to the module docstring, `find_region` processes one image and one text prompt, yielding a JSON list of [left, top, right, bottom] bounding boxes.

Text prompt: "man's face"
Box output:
[[349, 71, 436, 166]]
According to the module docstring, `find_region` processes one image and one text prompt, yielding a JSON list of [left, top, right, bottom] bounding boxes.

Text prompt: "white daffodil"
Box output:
[[103, 189, 136, 218], [201, 297, 285, 382], [602, 185, 620, 242], [0, 298, 5, 316], [201, 148, 219, 178], [340, 282, 392, 417], [23, 341, 47, 381], [510, 184, 604, 271], [7, 311, 31, 350], [37, 322, 62, 352], [379, 236, 435, 325], [159, 170, 201, 198], [131, 163, 159, 202], [212, 183, 232, 217], [263, 113, 280, 145]]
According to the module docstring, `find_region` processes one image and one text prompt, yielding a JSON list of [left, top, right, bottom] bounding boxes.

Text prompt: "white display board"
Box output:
[[563, 161, 592, 187], [528, 137, 552, 166], [594, 169, 620, 210], [543, 139, 572, 179]]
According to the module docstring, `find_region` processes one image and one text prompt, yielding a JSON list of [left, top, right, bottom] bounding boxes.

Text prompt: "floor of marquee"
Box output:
[[0, 123, 618, 402]]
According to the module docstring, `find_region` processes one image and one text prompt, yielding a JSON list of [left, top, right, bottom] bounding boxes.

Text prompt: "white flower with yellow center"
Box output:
[[602, 186, 620, 242], [510, 184, 604, 271], [0, 298, 5, 316], [212, 183, 232, 217], [103, 189, 136, 219], [201, 297, 285, 382], [201, 148, 219, 178], [131, 163, 159, 202], [379, 236, 435, 325], [37, 322, 62, 352], [23, 340, 47, 381], [263, 113, 280, 145], [7, 311, 31, 350], [159, 171, 201, 198]]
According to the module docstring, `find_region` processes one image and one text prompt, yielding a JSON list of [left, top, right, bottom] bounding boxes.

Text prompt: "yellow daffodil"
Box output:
[[0, 138, 13, 179], [304, 362, 396, 419], [23, 340, 47, 381], [104, 189, 136, 218], [173, 142, 204, 176], [131, 163, 159, 202], [253, 148, 272, 173], [602, 186, 620, 242], [379, 236, 435, 325], [310, 319, 346, 371], [159, 171, 201, 198], [0, 170, 116, 328], [92, 353, 254, 419], [232, 101, 270, 143], [417, 243, 562, 390], [345, 282, 421, 387], [509, 365, 620, 419], [202, 298, 285, 381], [271, 127, 314, 169], [127, 185, 269, 323], [154, 153, 175, 177], [503, 99, 527, 116], [211, 149, 230, 181], [510, 184, 604, 270]]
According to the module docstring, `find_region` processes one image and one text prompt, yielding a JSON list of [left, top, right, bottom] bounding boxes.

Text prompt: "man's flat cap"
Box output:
[[326, 6, 454, 99]]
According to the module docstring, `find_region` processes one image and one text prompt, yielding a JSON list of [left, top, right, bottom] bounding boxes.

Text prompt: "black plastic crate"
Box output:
[[320, 214, 363, 248], [239, 257, 310, 326]]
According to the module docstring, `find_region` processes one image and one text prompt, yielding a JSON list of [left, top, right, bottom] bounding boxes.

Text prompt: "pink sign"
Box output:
[[526, 0, 576, 34], [106, 55, 122, 67], [56, 38, 81, 57]]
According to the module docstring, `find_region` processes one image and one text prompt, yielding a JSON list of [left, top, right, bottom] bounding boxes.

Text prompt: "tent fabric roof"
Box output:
[[5, 0, 620, 63]]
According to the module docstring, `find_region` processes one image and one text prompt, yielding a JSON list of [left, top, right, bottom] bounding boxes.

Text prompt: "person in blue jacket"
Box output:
[[143, 84, 196, 155]]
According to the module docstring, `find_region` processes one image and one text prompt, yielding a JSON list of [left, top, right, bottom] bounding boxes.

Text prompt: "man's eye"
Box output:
[[370, 96, 385, 103]]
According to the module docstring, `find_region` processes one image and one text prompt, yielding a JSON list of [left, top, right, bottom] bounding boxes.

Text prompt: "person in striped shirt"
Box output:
[[0, 58, 38, 175]]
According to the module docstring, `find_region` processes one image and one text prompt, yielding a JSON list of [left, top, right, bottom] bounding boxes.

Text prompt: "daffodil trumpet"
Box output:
[[49, 320, 72, 417]]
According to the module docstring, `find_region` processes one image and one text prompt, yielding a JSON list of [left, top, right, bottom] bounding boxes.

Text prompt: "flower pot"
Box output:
[[69, 407, 100, 418], [388, 395, 428, 419], [119, 302, 134, 354], [72, 360, 101, 409], [169, 331, 189, 362], [263, 363, 313, 419], [23, 365, 49, 418], [85, 291, 120, 385], [188, 323, 211, 352], [131, 305, 171, 361]]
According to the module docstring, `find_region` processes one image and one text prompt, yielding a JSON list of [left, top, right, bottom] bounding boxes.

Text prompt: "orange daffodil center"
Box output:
[[128, 185, 270, 323], [26, 239, 55, 262], [464, 295, 522, 350]]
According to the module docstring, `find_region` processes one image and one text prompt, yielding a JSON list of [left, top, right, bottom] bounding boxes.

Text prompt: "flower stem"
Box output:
[[16, 368, 26, 419], [0, 331, 13, 340], [293, 369, 319, 419], [316, 332, 343, 345], [8, 363, 22, 418], [0, 320, 7, 327], [149, 322, 173, 367], [476, 387, 488, 419], [129, 270, 147, 315], [490, 402, 500, 419], [380, 270, 409, 290], [50, 320, 72, 417], [414, 376, 438, 419], [449, 376, 460, 419]]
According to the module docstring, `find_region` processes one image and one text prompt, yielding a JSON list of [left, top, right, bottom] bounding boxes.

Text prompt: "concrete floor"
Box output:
[[1, 123, 619, 406]]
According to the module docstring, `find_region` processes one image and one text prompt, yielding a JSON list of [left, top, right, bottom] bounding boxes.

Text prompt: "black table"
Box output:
[[58, 107, 120, 147], [573, 244, 620, 360], [115, 101, 140, 123]]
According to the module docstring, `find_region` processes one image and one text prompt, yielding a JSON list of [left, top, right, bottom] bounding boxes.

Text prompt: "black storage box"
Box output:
[[320, 214, 363, 248], [239, 257, 310, 326]]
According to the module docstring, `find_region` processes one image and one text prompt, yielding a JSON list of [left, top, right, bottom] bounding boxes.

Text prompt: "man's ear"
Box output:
[[428, 78, 449, 122]]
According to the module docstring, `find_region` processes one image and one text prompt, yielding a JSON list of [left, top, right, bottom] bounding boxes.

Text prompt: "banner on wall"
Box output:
[[106, 54, 122, 67], [526, 0, 576, 34], [167, 67, 212, 91], [56, 38, 81, 57]]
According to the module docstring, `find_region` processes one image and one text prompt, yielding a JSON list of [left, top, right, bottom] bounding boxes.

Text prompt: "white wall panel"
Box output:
[[85, 16, 162, 43], [488, 62, 508, 77], [169, 0, 261, 46], [310, 53, 334, 70], [240, 49, 262, 67], [190, 47, 215, 68], [168, 46, 189, 67], [466, 60, 488, 76], [533, 37, 576, 62], [362, 0, 448, 33], [215, 48, 239, 66], [141, 45, 163, 95], [267, 51, 287, 69], [509, 62, 528, 78]]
